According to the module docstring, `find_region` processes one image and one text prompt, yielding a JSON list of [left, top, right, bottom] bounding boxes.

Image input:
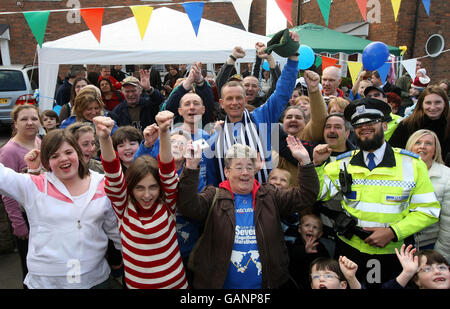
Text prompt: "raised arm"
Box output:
[[216, 46, 246, 98], [155, 110, 174, 164], [93, 116, 117, 162]]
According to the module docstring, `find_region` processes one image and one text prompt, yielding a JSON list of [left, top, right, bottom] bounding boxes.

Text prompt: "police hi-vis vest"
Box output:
[[317, 144, 440, 255]]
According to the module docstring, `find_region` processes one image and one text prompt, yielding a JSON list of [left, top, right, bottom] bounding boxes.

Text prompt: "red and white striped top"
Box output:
[[101, 154, 188, 289]]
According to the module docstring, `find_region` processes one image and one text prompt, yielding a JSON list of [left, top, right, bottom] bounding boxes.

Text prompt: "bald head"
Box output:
[[242, 75, 260, 102], [322, 66, 342, 96]]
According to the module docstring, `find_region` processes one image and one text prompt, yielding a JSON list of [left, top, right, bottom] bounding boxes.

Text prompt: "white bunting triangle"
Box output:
[[231, 0, 253, 31], [400, 58, 417, 81]]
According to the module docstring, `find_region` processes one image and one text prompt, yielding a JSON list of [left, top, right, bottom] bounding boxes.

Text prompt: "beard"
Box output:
[[356, 127, 385, 151]]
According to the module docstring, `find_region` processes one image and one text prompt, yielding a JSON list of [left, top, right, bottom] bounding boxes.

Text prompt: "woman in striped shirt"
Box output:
[[93, 111, 188, 289]]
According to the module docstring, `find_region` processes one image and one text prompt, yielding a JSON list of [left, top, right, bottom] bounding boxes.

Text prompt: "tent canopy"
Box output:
[[38, 7, 281, 110], [278, 23, 402, 56]]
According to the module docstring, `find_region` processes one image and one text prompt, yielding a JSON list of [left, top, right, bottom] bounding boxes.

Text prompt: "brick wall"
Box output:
[[1, 0, 267, 76], [295, 0, 449, 82]]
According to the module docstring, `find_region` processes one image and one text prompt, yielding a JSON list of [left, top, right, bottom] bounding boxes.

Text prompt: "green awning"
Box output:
[[272, 23, 401, 56]]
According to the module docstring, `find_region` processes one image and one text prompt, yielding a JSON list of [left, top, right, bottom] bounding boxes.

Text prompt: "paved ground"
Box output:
[[0, 250, 123, 289], [0, 251, 22, 289]]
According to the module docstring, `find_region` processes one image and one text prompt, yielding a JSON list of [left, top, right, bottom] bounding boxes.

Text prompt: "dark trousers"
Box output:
[[14, 212, 29, 289], [334, 237, 402, 289]]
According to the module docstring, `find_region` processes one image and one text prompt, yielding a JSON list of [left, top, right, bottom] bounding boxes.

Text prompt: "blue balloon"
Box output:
[[262, 60, 270, 71], [298, 45, 315, 70], [362, 41, 389, 71]]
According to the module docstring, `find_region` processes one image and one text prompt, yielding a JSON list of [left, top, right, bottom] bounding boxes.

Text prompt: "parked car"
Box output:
[[0, 64, 39, 124]]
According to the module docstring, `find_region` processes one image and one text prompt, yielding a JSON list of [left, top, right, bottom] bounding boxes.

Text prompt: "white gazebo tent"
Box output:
[[38, 7, 283, 110]]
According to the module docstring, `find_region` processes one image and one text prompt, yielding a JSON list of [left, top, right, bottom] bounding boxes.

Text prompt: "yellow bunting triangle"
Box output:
[[391, 0, 402, 21], [347, 61, 363, 85], [130, 6, 153, 40]]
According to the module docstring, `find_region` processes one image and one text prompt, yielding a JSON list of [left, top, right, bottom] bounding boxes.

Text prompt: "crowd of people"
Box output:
[[0, 32, 449, 290]]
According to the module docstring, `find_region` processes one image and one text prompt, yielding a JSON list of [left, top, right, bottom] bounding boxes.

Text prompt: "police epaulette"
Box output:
[[336, 150, 353, 160], [399, 149, 420, 159]]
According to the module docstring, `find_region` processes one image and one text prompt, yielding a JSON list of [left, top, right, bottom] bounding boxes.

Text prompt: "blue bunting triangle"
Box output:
[[377, 62, 391, 85], [422, 0, 430, 16], [182, 2, 205, 36]]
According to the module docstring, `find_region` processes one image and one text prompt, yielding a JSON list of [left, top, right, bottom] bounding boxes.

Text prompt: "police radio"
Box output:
[[339, 163, 352, 195]]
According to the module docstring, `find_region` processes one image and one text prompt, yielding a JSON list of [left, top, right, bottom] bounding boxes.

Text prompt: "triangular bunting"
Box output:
[[274, 0, 294, 26], [322, 56, 338, 71], [391, 0, 401, 21], [317, 0, 332, 26], [400, 58, 417, 81], [130, 6, 153, 40], [355, 0, 368, 21], [421, 0, 430, 16], [315, 56, 323, 68], [347, 61, 363, 85], [231, 0, 253, 31], [182, 2, 205, 36], [23, 11, 50, 48], [377, 62, 391, 84], [80, 8, 104, 43]]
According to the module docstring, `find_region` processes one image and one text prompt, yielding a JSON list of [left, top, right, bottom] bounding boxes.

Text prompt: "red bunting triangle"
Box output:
[[321, 56, 339, 70], [275, 0, 294, 26], [355, 0, 368, 21], [80, 8, 104, 43]]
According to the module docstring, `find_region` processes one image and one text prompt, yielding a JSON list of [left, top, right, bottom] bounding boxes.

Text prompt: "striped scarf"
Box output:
[[216, 110, 269, 183]]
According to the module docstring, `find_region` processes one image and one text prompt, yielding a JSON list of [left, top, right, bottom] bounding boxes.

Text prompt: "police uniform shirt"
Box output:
[[362, 142, 387, 168]]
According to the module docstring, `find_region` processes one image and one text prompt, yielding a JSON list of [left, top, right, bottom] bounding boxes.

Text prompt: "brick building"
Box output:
[[292, 0, 448, 83], [0, 0, 267, 75]]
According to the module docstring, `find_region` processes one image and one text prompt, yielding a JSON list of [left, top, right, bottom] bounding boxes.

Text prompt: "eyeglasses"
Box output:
[[353, 119, 382, 129], [229, 166, 255, 173], [310, 273, 339, 281], [418, 264, 449, 273]]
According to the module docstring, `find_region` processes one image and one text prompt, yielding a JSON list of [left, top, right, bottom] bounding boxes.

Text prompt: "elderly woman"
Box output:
[[406, 129, 450, 260], [177, 138, 319, 289]]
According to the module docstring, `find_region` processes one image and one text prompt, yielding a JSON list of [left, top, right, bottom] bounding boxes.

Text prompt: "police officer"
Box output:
[[313, 97, 440, 288]]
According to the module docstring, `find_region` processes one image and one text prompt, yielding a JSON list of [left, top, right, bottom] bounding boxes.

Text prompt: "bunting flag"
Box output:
[[130, 6, 153, 40], [347, 61, 363, 85], [23, 11, 50, 48], [321, 56, 338, 70], [355, 0, 368, 21], [274, 0, 294, 26], [422, 0, 430, 16], [400, 58, 417, 81], [315, 55, 322, 68], [231, 0, 253, 31], [80, 8, 104, 43], [182, 2, 205, 36], [377, 62, 391, 84], [391, 0, 401, 21], [317, 0, 331, 26]]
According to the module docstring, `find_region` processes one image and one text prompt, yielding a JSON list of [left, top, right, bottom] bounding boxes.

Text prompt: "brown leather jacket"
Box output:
[[177, 163, 319, 289]]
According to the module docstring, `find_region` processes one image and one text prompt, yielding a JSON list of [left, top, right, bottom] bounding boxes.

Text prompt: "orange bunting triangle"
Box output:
[[321, 56, 339, 70], [80, 8, 104, 43]]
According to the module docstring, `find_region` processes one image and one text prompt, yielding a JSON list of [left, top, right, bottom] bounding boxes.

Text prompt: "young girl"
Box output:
[[94, 111, 188, 289], [0, 129, 121, 288], [66, 122, 103, 174]]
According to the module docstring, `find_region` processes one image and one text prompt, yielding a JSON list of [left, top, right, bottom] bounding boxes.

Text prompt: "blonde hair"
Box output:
[[72, 85, 104, 121], [224, 143, 257, 168], [327, 97, 350, 114], [405, 129, 444, 164], [294, 95, 310, 105]]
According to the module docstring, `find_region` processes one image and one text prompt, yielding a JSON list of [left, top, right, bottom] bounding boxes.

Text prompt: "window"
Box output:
[[0, 70, 26, 91]]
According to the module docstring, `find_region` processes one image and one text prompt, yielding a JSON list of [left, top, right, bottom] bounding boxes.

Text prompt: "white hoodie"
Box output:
[[0, 163, 121, 288]]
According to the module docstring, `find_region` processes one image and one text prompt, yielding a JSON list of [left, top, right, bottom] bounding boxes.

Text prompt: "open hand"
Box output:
[[395, 244, 419, 275], [286, 135, 311, 165], [139, 69, 151, 90]]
